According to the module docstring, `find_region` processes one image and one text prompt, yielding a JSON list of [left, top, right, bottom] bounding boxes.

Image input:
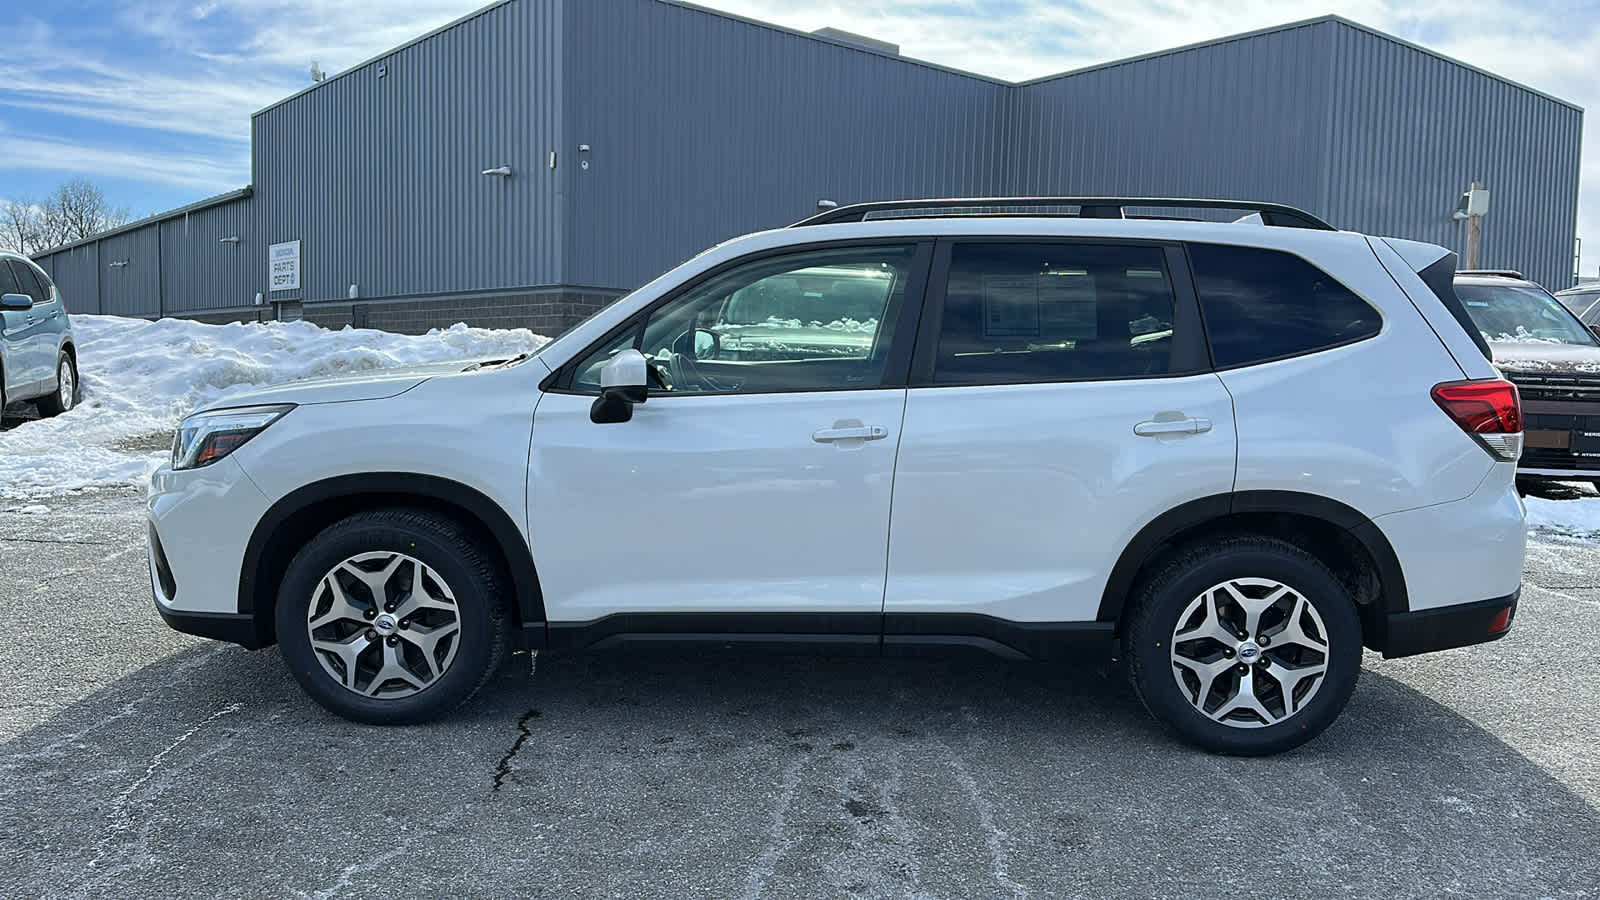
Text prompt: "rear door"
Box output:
[[884, 239, 1237, 628]]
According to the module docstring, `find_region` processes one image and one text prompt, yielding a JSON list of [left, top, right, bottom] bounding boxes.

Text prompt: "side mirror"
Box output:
[[0, 293, 32, 311], [590, 348, 649, 424]]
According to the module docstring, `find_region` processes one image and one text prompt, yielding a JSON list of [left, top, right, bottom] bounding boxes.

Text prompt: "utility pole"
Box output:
[[1465, 181, 1485, 269]]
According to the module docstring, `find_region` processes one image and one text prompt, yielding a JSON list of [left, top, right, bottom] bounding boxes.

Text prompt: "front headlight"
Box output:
[[171, 404, 294, 471]]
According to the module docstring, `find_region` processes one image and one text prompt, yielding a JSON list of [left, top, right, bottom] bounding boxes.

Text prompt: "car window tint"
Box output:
[[932, 243, 1176, 384], [0, 261, 21, 297], [1189, 244, 1381, 368], [573, 244, 917, 395], [8, 261, 46, 303]]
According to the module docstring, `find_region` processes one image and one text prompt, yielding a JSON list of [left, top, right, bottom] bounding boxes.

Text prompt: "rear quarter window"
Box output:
[[1188, 244, 1382, 369]]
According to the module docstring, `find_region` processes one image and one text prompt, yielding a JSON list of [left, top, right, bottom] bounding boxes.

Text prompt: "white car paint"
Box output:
[[884, 374, 1236, 622], [147, 212, 1524, 654]]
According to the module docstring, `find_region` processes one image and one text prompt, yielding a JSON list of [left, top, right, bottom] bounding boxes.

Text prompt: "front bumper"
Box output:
[[155, 603, 270, 649], [1380, 588, 1518, 658]]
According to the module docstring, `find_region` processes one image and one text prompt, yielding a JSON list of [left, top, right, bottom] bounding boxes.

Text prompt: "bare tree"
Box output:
[[39, 178, 131, 247], [0, 200, 45, 254]]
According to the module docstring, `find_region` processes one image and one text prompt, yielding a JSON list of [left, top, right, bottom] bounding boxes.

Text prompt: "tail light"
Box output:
[[1432, 379, 1522, 461]]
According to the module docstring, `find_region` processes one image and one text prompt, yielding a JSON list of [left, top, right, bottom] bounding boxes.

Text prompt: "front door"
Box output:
[[886, 240, 1238, 625], [529, 241, 931, 629], [1, 260, 48, 397]]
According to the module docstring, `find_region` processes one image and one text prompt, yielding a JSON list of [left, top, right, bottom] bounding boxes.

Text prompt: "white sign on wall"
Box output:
[[269, 240, 301, 292]]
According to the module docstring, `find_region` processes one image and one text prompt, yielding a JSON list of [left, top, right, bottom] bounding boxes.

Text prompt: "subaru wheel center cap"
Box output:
[[374, 613, 398, 635], [1237, 641, 1262, 662]]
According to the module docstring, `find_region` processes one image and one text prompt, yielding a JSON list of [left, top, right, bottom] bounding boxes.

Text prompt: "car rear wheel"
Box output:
[[35, 353, 76, 417], [275, 508, 508, 724], [1125, 537, 1362, 755]]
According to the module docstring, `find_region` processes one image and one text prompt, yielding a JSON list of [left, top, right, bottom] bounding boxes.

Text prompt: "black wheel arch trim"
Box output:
[[1096, 490, 1409, 624], [239, 473, 544, 633]]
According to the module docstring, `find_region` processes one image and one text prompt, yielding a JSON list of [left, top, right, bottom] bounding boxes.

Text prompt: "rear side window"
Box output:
[[7, 260, 46, 304], [1189, 244, 1382, 368], [932, 242, 1178, 384]]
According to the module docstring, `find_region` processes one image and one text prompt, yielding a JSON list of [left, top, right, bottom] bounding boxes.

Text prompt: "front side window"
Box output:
[[571, 244, 917, 394], [1455, 282, 1598, 346], [931, 242, 1178, 385], [7, 261, 46, 304], [1189, 244, 1382, 368]]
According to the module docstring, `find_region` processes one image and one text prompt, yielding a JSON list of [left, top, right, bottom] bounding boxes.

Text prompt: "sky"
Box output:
[[1, 0, 1596, 279]]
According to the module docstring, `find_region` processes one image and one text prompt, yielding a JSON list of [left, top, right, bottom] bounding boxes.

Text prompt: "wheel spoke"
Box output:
[[1172, 654, 1235, 708], [1208, 667, 1277, 725], [364, 641, 427, 696], [1266, 595, 1329, 653], [312, 633, 373, 690], [308, 575, 368, 631], [1262, 659, 1328, 716], [1174, 591, 1237, 646], [1224, 581, 1290, 639], [394, 562, 456, 619], [399, 621, 461, 679]]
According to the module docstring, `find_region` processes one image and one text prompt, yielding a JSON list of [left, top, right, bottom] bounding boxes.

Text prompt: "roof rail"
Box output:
[[1455, 269, 1526, 279], [791, 197, 1336, 230]]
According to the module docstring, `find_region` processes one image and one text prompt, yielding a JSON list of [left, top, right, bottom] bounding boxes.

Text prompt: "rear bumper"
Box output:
[[1380, 588, 1518, 658]]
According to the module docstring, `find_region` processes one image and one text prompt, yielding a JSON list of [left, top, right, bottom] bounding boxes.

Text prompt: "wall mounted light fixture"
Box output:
[[219, 235, 241, 245], [481, 165, 512, 177]]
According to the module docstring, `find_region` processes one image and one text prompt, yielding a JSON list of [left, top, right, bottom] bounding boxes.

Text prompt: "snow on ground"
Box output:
[[1525, 495, 1600, 538], [0, 314, 546, 501]]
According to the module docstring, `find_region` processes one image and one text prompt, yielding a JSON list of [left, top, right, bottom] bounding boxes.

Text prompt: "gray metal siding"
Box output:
[[159, 197, 259, 312], [1323, 23, 1582, 289], [97, 227, 161, 317], [251, 0, 562, 304], [561, 0, 1010, 290], [1011, 22, 1335, 213], [42, 244, 101, 315], [32, 194, 259, 317]]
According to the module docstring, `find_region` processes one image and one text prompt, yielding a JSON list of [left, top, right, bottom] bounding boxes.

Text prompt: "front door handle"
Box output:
[[813, 424, 889, 443], [1134, 417, 1213, 436]]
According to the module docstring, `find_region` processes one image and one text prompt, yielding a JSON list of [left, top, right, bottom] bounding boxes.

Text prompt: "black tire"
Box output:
[[35, 353, 76, 417], [275, 508, 508, 724], [1125, 536, 1362, 756]]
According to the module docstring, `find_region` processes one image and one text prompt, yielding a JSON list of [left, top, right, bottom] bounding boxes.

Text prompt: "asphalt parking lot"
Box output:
[[3, 491, 1598, 898]]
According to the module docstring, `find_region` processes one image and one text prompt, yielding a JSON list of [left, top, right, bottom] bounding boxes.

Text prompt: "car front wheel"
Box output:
[[275, 509, 508, 724], [1126, 537, 1362, 755]]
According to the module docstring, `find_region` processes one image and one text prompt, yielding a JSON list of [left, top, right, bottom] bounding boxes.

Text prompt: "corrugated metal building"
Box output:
[[31, 0, 1584, 335]]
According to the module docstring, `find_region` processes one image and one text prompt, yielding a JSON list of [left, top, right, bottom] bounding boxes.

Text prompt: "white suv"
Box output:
[[148, 198, 1526, 755]]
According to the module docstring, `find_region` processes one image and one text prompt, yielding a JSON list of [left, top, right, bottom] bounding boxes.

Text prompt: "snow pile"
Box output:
[[1525, 496, 1600, 537], [0, 314, 547, 500]]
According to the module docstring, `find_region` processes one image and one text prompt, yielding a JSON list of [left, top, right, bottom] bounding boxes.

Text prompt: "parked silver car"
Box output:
[[0, 250, 78, 419]]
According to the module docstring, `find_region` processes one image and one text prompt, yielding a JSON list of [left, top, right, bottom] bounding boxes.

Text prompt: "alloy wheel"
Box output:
[[305, 551, 462, 698], [1169, 578, 1331, 728], [57, 360, 74, 411]]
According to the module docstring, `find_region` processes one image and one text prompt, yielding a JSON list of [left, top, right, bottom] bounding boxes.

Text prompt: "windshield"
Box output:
[[1455, 282, 1598, 346]]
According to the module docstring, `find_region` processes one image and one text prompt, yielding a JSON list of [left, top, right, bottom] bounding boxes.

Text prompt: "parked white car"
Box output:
[[148, 198, 1525, 755]]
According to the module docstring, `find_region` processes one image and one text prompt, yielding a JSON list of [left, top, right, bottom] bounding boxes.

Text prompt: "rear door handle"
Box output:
[[1134, 417, 1213, 436], [813, 425, 888, 443]]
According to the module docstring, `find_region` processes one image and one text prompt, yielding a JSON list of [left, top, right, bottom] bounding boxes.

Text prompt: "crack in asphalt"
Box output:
[[492, 709, 541, 792]]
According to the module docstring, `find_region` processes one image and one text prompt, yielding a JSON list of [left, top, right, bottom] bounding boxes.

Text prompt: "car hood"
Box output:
[[198, 361, 481, 410], [1489, 341, 1600, 374]]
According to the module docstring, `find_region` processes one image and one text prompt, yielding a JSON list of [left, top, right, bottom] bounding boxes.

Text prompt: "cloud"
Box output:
[[0, 133, 246, 193]]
